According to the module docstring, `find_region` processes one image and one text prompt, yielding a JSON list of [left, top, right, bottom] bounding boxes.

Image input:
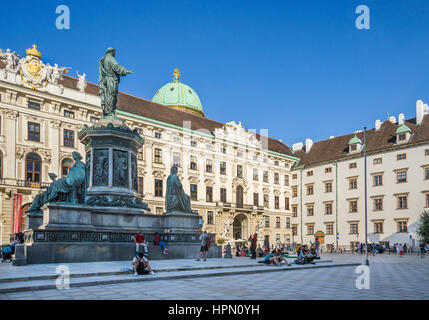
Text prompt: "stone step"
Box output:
[[0, 261, 358, 293], [0, 259, 333, 284]]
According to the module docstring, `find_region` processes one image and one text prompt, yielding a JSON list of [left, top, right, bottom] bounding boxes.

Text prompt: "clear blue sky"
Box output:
[[2, 0, 429, 146]]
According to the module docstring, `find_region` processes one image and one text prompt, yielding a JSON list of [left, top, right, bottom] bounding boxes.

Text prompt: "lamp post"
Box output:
[[364, 127, 369, 266]]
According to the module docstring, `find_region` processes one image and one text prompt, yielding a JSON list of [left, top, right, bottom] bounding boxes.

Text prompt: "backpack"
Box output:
[[136, 260, 149, 275], [205, 236, 212, 249]]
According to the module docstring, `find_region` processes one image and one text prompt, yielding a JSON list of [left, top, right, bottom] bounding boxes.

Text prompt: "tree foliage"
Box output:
[[417, 210, 429, 244]]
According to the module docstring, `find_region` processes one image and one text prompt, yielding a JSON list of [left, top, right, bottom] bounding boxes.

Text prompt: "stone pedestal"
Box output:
[[12, 244, 27, 266], [224, 244, 232, 258]]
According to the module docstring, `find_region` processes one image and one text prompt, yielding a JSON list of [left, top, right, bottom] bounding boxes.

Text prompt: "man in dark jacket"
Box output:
[[250, 233, 258, 259]]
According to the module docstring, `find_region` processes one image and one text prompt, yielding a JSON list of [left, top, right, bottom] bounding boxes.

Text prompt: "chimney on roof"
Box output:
[[417, 100, 425, 125], [305, 138, 313, 153], [398, 113, 405, 125], [292, 142, 304, 152], [389, 116, 396, 124], [375, 120, 381, 131]]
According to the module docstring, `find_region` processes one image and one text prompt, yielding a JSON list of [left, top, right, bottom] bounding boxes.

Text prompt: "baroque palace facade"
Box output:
[[0, 45, 428, 250], [0, 45, 298, 246]]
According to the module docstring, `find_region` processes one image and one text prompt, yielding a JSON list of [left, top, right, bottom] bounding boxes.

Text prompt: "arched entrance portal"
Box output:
[[315, 231, 325, 244], [233, 213, 248, 240]]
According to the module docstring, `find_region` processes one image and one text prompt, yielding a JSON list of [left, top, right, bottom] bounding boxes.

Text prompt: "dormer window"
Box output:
[[396, 124, 411, 144], [348, 134, 362, 154]]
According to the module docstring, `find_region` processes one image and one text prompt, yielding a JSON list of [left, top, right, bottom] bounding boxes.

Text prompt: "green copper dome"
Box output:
[[349, 134, 362, 145], [152, 69, 205, 117]]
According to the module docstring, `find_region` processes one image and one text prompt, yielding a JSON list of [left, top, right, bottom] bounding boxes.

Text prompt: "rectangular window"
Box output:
[[154, 148, 162, 164], [237, 165, 243, 178], [276, 217, 281, 228], [264, 216, 270, 228], [220, 162, 226, 175], [325, 167, 332, 173], [263, 194, 269, 208], [28, 100, 41, 110], [292, 206, 298, 217], [350, 223, 358, 234], [325, 182, 332, 193], [206, 159, 212, 173], [397, 221, 408, 233], [154, 179, 163, 197], [292, 174, 297, 179], [292, 225, 297, 236], [374, 198, 383, 211], [173, 152, 181, 167], [173, 136, 181, 144], [426, 194, 429, 208], [154, 132, 162, 139], [396, 171, 407, 183], [425, 168, 429, 180], [326, 224, 334, 235], [397, 196, 408, 209], [237, 150, 244, 158], [373, 158, 382, 165], [325, 203, 333, 215], [206, 143, 212, 151], [207, 211, 214, 225], [286, 217, 291, 229], [190, 140, 197, 147], [253, 193, 259, 206], [307, 204, 314, 216], [274, 172, 279, 184], [397, 153, 406, 160], [28, 122, 40, 141], [206, 186, 213, 202], [426, 149, 429, 156], [292, 187, 298, 198], [275, 196, 279, 209], [349, 178, 357, 190], [285, 197, 290, 210], [307, 171, 313, 176], [253, 168, 259, 181], [64, 110, 75, 118], [398, 134, 406, 142], [190, 184, 198, 200], [307, 225, 314, 235], [190, 156, 197, 170], [349, 162, 357, 169], [156, 207, 163, 215], [221, 146, 226, 154], [220, 188, 227, 203], [137, 177, 144, 195], [263, 171, 269, 183], [306, 185, 314, 195], [253, 154, 258, 161], [374, 222, 383, 234], [63, 129, 74, 147], [349, 200, 358, 213], [284, 175, 289, 186], [373, 175, 383, 186]]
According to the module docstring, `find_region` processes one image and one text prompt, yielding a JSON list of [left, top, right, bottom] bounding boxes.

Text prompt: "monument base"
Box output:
[[18, 203, 221, 265]]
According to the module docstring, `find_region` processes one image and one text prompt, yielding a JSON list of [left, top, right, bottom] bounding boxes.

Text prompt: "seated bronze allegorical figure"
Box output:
[[165, 166, 194, 213], [27, 151, 88, 214]]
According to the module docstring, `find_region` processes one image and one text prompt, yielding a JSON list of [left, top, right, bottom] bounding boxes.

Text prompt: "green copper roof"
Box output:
[[396, 123, 411, 135], [152, 68, 205, 117], [349, 134, 362, 145]]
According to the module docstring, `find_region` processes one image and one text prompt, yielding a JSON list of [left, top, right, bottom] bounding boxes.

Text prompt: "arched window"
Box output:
[[61, 158, 74, 177], [236, 185, 243, 208], [26, 153, 42, 186]]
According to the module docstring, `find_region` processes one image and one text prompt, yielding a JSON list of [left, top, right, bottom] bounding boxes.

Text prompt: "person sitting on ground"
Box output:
[[132, 252, 155, 276], [153, 232, 168, 255]]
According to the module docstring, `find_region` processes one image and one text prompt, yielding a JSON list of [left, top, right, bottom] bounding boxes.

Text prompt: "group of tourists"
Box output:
[[131, 231, 169, 276]]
